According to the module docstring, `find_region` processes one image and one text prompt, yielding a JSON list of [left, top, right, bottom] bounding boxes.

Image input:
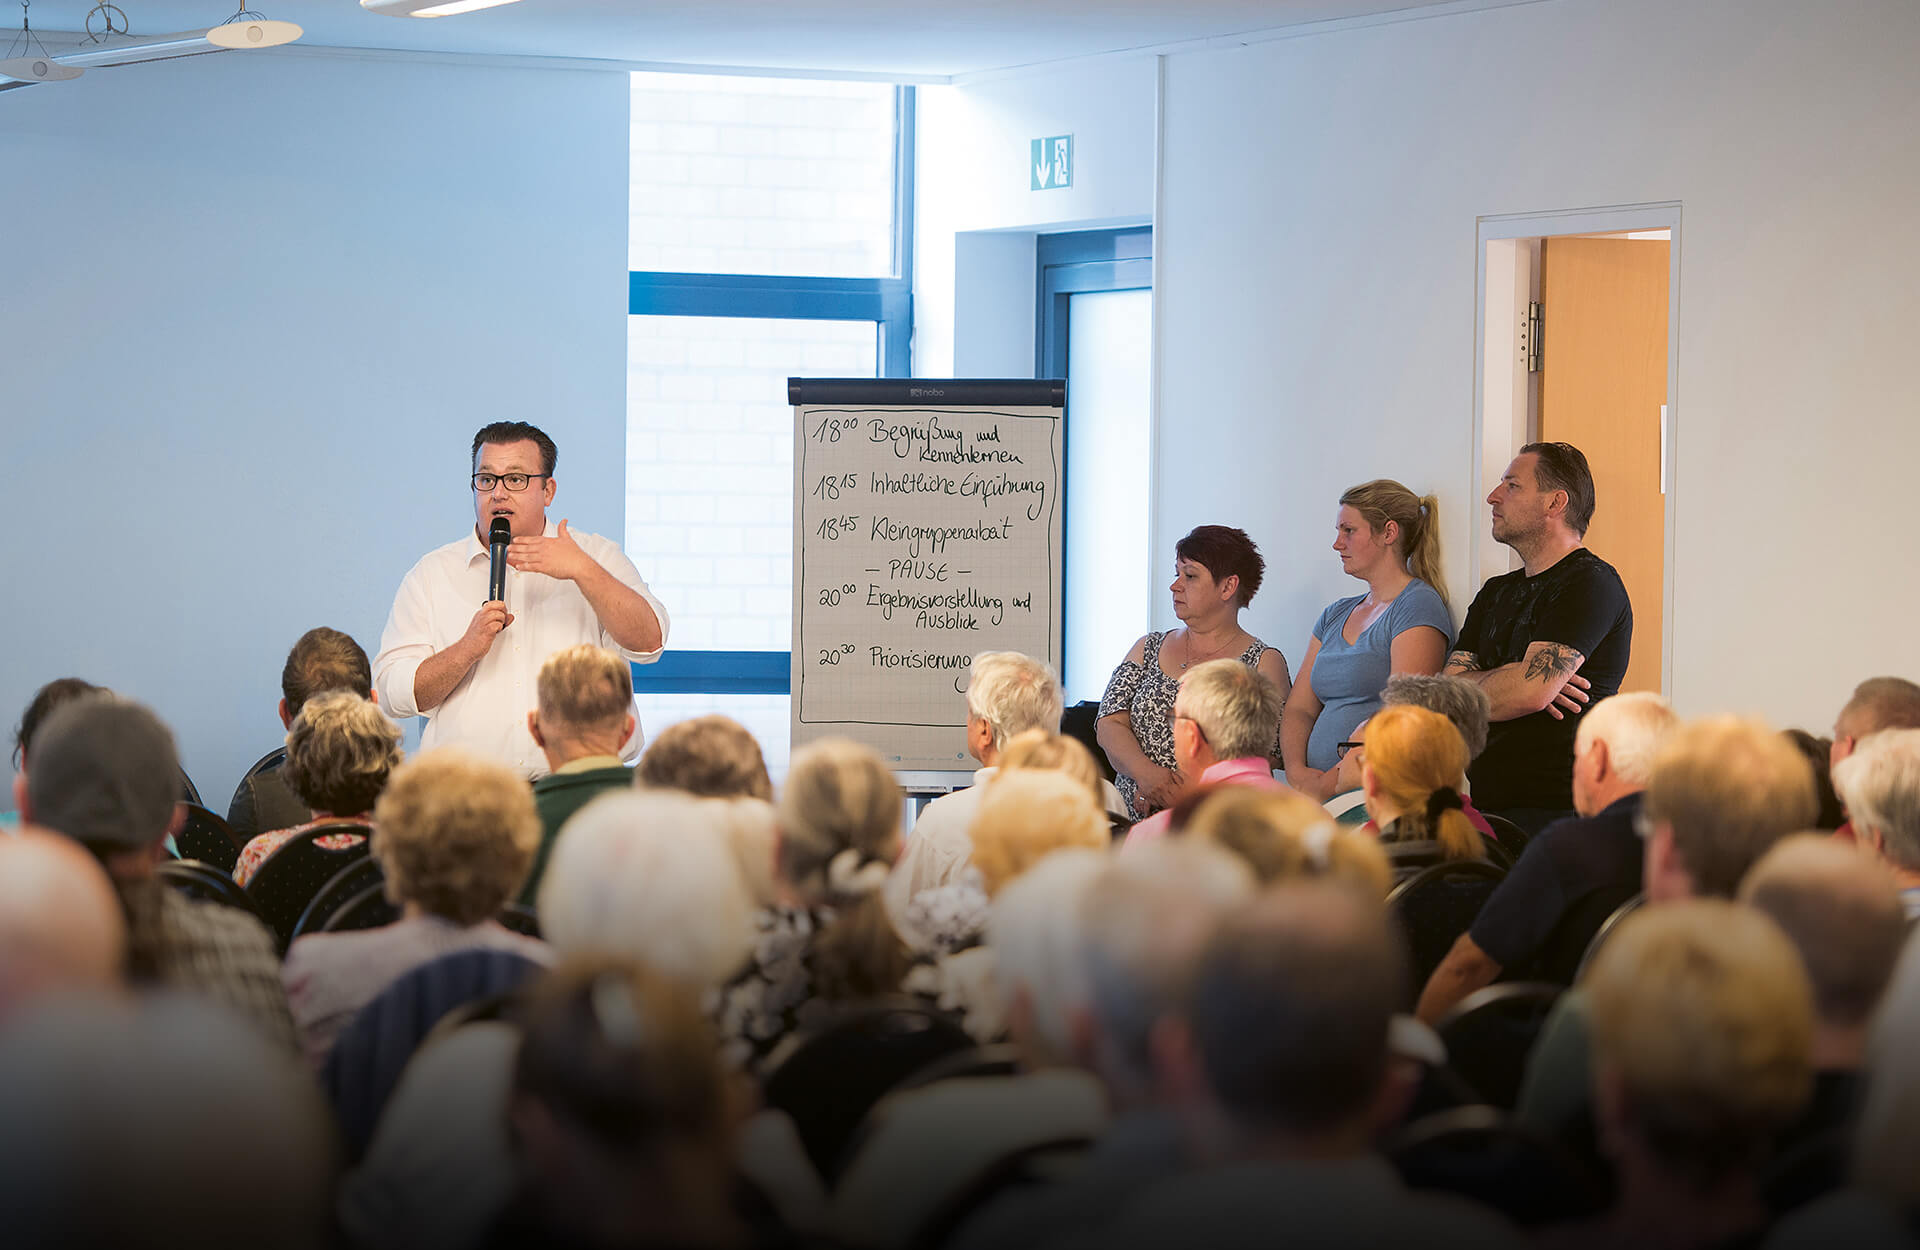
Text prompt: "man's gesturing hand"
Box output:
[[507, 518, 596, 582], [460, 600, 515, 658]]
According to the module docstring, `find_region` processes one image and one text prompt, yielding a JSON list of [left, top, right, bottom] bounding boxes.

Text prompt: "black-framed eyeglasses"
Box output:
[[1335, 740, 1365, 760], [471, 472, 549, 493]]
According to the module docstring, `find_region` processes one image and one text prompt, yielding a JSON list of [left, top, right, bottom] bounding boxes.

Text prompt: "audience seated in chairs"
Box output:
[[886, 651, 1067, 935], [636, 712, 775, 800], [1068, 880, 1520, 1250], [1737, 835, 1909, 1213], [1565, 901, 1815, 1250], [280, 749, 552, 1070], [1416, 691, 1679, 1025], [831, 847, 1119, 1249], [905, 770, 1110, 1037], [234, 690, 401, 887], [1357, 703, 1488, 872], [229, 625, 377, 840], [1325, 675, 1498, 838], [1516, 717, 1820, 1159], [0, 992, 335, 1250], [1831, 728, 1920, 918], [0, 826, 126, 1021], [1179, 785, 1393, 893], [1120, 656, 1287, 856], [8, 676, 104, 782], [941, 840, 1256, 1250], [480, 958, 753, 1250], [340, 787, 756, 1250], [1827, 676, 1920, 841], [1769, 924, 1920, 1248], [714, 738, 931, 1077], [13, 694, 297, 1052], [520, 645, 639, 906]]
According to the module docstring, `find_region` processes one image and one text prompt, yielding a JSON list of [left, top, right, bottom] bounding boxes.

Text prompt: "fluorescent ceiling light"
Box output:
[[0, 54, 81, 80], [361, 0, 524, 16], [205, 15, 301, 47]]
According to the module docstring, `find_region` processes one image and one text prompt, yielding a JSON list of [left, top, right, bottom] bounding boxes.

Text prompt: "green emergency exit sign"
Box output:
[[1031, 135, 1073, 190]]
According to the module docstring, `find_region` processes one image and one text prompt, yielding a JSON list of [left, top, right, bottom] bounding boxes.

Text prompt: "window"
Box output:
[[626, 74, 914, 777]]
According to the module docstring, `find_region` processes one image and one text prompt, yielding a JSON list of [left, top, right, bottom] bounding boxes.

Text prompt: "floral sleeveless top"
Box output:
[[1098, 631, 1285, 816]]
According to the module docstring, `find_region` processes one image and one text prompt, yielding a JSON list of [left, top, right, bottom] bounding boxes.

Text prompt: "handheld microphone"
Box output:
[[487, 516, 512, 603]]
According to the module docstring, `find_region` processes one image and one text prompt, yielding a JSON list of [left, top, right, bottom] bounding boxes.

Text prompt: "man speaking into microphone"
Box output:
[[373, 422, 668, 777]]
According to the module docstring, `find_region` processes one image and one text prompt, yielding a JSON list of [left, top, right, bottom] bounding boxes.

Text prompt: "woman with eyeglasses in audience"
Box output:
[[1282, 480, 1454, 803]]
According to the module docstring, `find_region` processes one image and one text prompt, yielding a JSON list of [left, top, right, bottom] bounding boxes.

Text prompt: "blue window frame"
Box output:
[[629, 86, 915, 696], [1036, 226, 1153, 699]]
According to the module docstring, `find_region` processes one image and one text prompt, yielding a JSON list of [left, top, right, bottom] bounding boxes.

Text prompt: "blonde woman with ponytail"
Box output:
[[1360, 705, 1486, 864], [1282, 480, 1455, 801], [713, 738, 930, 1074]]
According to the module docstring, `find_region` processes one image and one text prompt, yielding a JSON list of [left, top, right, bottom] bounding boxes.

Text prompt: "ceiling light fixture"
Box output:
[[205, 3, 301, 48], [0, 2, 82, 82], [360, 0, 524, 18]]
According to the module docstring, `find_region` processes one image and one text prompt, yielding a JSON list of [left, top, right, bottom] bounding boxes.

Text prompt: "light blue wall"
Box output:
[[1, 52, 630, 812]]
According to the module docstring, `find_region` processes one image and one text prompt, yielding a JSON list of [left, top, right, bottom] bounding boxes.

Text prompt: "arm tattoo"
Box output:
[[1445, 650, 1483, 673], [1524, 643, 1585, 682]]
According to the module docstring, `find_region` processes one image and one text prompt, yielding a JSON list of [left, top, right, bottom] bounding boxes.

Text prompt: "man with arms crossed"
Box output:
[[374, 422, 668, 778], [1445, 442, 1632, 832]]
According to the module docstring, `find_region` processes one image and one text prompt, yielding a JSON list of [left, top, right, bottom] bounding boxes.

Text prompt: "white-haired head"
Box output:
[[538, 790, 755, 989], [1833, 728, 1920, 873], [987, 848, 1110, 1064], [965, 652, 1064, 757], [1575, 691, 1680, 789], [1078, 839, 1256, 1103]]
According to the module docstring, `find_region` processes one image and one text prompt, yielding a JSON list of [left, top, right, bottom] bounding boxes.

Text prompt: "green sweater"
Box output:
[[523, 764, 634, 906]]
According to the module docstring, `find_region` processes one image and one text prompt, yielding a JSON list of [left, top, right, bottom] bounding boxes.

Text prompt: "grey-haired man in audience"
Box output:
[[12, 696, 297, 1052], [1074, 881, 1520, 1249]]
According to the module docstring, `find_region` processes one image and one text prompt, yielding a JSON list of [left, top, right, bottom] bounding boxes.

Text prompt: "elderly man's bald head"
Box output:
[[0, 827, 126, 1019]]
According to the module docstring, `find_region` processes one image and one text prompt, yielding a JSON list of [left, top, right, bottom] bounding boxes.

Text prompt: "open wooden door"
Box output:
[[1538, 236, 1669, 694]]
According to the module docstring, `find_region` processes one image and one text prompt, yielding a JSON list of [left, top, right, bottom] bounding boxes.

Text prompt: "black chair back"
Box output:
[[155, 859, 259, 916], [761, 999, 974, 1187], [1061, 701, 1117, 784], [173, 803, 244, 872], [244, 822, 373, 951], [1482, 812, 1533, 858], [323, 947, 547, 1163], [1573, 892, 1647, 984], [894, 1042, 1023, 1092], [322, 884, 402, 934], [497, 903, 541, 939], [1391, 1104, 1607, 1226], [1387, 858, 1507, 1004], [1434, 981, 1564, 1110], [177, 766, 202, 807], [291, 857, 388, 943], [244, 746, 288, 779]]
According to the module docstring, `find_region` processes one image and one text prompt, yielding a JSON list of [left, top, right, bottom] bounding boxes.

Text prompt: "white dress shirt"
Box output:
[[373, 521, 668, 778]]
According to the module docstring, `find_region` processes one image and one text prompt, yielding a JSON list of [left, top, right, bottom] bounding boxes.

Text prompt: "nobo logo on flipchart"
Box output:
[[910, 388, 946, 398], [1030, 135, 1073, 191]]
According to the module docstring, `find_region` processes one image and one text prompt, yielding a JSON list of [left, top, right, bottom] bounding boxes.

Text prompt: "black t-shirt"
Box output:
[[1468, 792, 1644, 978], [1455, 548, 1632, 812]]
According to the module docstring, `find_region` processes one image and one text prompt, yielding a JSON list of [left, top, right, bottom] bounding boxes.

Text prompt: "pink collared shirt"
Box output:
[[1120, 757, 1285, 855]]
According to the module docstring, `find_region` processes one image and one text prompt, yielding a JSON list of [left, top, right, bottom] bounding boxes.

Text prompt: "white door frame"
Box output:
[[1470, 202, 1683, 697]]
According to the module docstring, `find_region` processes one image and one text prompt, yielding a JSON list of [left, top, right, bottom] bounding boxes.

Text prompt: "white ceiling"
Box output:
[[21, 0, 1495, 79]]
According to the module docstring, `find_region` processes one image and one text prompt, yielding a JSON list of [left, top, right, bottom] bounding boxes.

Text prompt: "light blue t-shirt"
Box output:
[[1305, 580, 1455, 771]]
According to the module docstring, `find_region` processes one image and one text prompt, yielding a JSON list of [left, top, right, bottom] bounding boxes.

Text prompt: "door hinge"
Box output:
[[1523, 301, 1543, 373]]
